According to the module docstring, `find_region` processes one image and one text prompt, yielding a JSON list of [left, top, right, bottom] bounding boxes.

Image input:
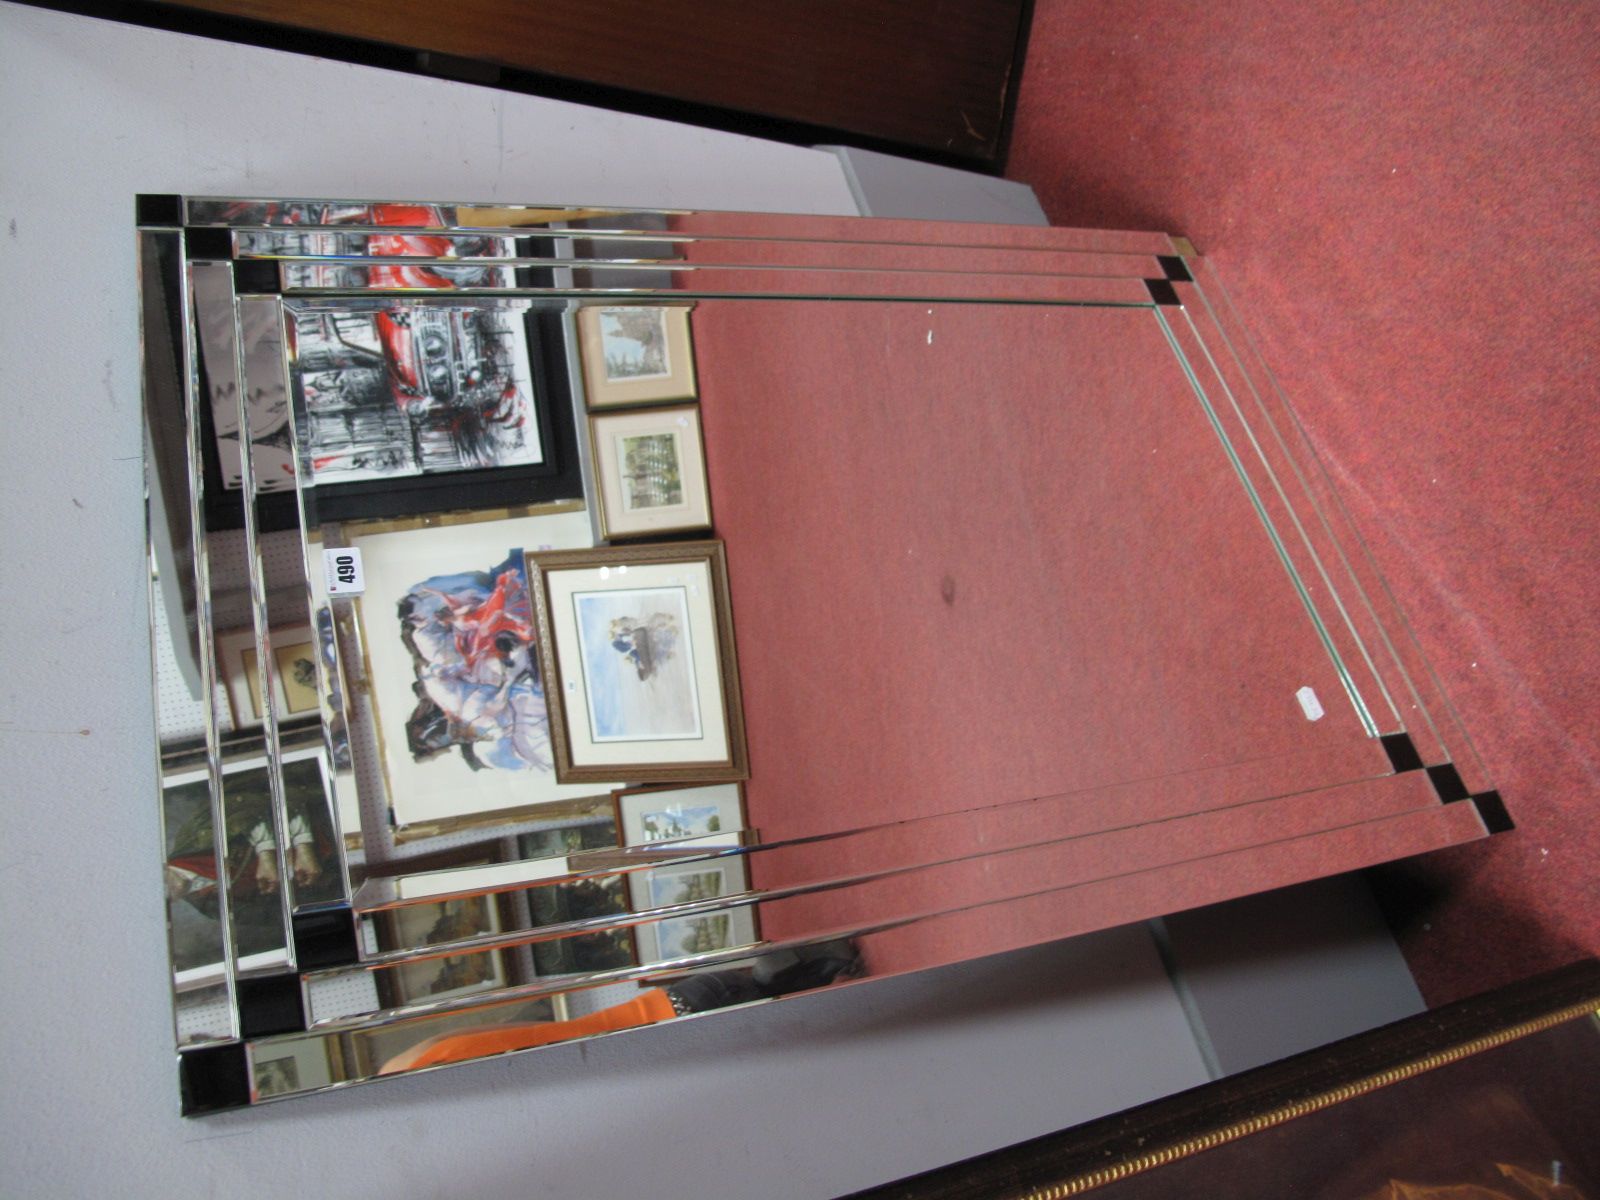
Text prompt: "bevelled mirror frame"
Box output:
[[137, 195, 1506, 1113]]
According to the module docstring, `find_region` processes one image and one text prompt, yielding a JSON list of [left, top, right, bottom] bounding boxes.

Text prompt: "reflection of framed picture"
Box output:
[[576, 305, 697, 408], [249, 1033, 335, 1101], [615, 783, 745, 847], [528, 873, 639, 977], [527, 540, 749, 785], [196, 286, 582, 533], [630, 858, 758, 966], [377, 893, 510, 1006], [216, 624, 319, 730], [516, 815, 620, 860], [588, 406, 712, 540], [162, 745, 343, 991], [349, 504, 605, 829]]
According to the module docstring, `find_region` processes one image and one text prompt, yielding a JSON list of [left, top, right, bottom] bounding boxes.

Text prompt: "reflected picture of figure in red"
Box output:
[[397, 549, 552, 774]]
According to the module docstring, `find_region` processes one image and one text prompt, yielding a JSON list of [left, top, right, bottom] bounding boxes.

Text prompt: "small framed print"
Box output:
[[249, 1034, 336, 1101], [589, 406, 712, 540], [615, 783, 745, 847], [629, 858, 759, 966], [528, 873, 639, 978], [216, 624, 320, 730], [376, 892, 511, 1006], [527, 541, 749, 785], [576, 304, 697, 409]]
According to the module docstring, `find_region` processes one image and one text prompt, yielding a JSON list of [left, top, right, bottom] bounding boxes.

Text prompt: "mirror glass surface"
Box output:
[[139, 198, 1494, 1107]]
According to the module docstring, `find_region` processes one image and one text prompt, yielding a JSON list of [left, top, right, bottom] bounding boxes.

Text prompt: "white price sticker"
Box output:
[[323, 547, 366, 596], [1295, 686, 1325, 721]]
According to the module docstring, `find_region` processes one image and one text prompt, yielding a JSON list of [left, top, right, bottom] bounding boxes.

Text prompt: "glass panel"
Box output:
[[234, 293, 354, 914], [251, 796, 1486, 1100], [353, 744, 1396, 959], [187, 259, 296, 977], [142, 199, 1496, 1108], [139, 227, 238, 1044], [184, 196, 1181, 256], [1177, 261, 1492, 790]]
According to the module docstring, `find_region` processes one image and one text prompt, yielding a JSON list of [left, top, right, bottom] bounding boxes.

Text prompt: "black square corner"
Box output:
[[136, 194, 184, 228], [236, 972, 306, 1039], [179, 1043, 251, 1116], [1157, 254, 1194, 283], [1471, 790, 1515, 834], [293, 906, 362, 971], [183, 226, 234, 260], [1144, 278, 1181, 306], [233, 260, 283, 295], [1380, 732, 1425, 774], [1426, 762, 1471, 804]]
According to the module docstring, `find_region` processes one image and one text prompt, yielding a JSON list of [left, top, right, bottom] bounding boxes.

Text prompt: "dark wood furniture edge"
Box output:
[[20, 0, 1024, 173], [843, 957, 1600, 1200]]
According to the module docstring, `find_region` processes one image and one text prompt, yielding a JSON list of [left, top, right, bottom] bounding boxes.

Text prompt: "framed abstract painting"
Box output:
[[347, 503, 610, 829]]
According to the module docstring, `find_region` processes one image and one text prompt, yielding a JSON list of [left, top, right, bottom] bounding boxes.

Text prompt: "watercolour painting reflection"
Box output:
[[531, 543, 746, 782], [574, 586, 703, 743], [615, 783, 745, 846], [588, 406, 711, 539], [600, 308, 671, 381], [351, 506, 606, 828], [630, 858, 757, 965], [577, 304, 697, 408]]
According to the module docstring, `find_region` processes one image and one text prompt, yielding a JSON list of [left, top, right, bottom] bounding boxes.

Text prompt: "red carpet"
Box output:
[[1006, 0, 1600, 1003]]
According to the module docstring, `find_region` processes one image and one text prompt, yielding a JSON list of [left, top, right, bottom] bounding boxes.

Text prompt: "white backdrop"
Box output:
[[0, 6, 1211, 1197]]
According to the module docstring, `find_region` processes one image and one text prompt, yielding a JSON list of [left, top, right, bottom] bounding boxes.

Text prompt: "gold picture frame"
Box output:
[[216, 624, 319, 730], [588, 405, 712, 540], [527, 540, 749, 785], [576, 304, 697, 408]]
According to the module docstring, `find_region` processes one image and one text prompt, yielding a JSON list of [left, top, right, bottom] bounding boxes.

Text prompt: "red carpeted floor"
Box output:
[[1004, 0, 1600, 1004]]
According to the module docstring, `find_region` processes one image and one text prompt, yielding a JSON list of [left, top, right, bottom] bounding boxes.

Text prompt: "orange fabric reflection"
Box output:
[[379, 988, 679, 1074]]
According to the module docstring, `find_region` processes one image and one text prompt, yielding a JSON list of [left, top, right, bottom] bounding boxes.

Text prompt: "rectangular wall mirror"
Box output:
[[137, 196, 1505, 1112]]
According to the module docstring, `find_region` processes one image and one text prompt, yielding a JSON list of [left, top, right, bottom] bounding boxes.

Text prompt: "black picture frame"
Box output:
[[196, 255, 582, 532]]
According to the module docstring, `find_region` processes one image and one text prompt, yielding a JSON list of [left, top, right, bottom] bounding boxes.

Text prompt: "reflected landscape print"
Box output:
[[649, 869, 725, 907], [639, 804, 724, 841], [656, 913, 734, 958], [619, 432, 684, 511], [599, 308, 671, 381]]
